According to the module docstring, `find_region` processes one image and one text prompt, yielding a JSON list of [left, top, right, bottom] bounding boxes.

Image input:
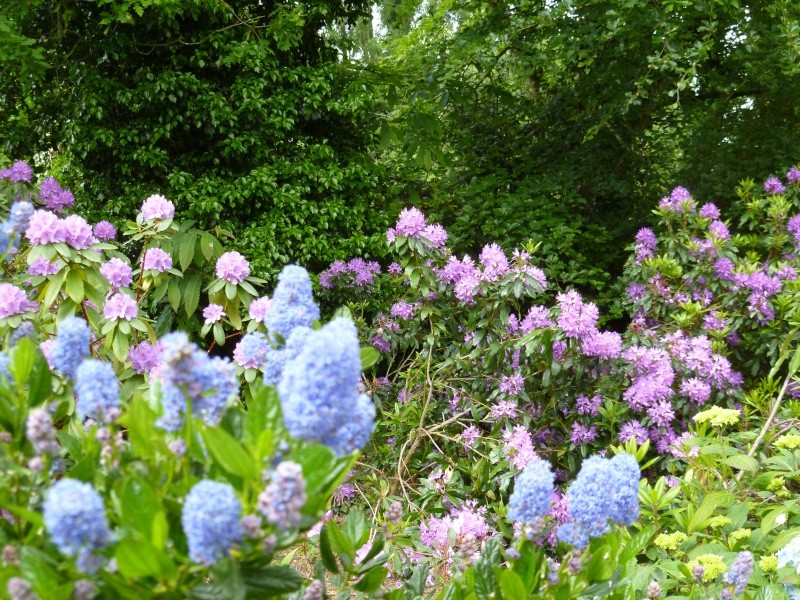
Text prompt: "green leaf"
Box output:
[[500, 570, 527, 600], [65, 269, 85, 303], [119, 477, 162, 541], [184, 276, 202, 316], [359, 346, 379, 370], [720, 454, 759, 472], [343, 509, 370, 550], [242, 564, 303, 597], [688, 491, 735, 534], [179, 231, 198, 271], [354, 566, 388, 592], [115, 539, 166, 579], [9, 337, 35, 386], [202, 425, 258, 481]]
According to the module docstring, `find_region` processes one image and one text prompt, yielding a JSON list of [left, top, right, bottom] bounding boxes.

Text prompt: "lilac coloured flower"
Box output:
[[50, 317, 91, 379], [462, 425, 480, 449], [258, 461, 307, 529], [520, 306, 553, 333], [619, 420, 649, 444], [499, 374, 524, 395], [502, 425, 537, 470], [714, 257, 736, 281], [388, 262, 403, 276], [0, 284, 38, 319], [27, 257, 61, 276], [63, 215, 95, 249], [156, 332, 238, 430], [421, 223, 448, 247], [182, 480, 243, 565], [143, 248, 173, 272], [348, 258, 381, 286], [278, 318, 374, 455], [576, 394, 602, 416], [394, 207, 427, 236], [627, 283, 647, 302], [26, 408, 60, 455], [43, 479, 111, 573], [203, 303, 225, 324], [39, 177, 75, 211], [788, 166, 800, 184], [100, 258, 133, 288], [25, 210, 66, 245], [702, 311, 727, 332], [140, 194, 175, 221], [92, 221, 116, 240], [249, 296, 272, 322], [420, 503, 490, 556], [635, 228, 657, 249], [371, 334, 391, 352], [264, 265, 320, 343], [216, 251, 250, 284], [233, 332, 269, 368], [319, 260, 347, 288], [390, 301, 414, 320], [709, 220, 730, 240], [103, 293, 138, 321], [581, 330, 622, 359], [556, 290, 599, 338], [646, 400, 675, 427], [490, 400, 518, 420], [127, 341, 162, 374], [764, 176, 786, 195], [699, 203, 721, 219], [438, 255, 476, 285], [454, 273, 480, 303], [479, 243, 509, 281], [570, 423, 598, 445], [75, 359, 120, 422], [508, 458, 554, 523], [1, 161, 33, 182]]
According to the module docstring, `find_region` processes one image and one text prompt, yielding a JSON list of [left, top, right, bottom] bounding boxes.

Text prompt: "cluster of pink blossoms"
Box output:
[[0, 283, 39, 319], [215, 251, 250, 284], [140, 194, 175, 221], [26, 210, 96, 249]]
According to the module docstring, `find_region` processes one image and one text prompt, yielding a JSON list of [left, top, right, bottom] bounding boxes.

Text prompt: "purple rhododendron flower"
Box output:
[[634, 228, 657, 249], [103, 293, 138, 321], [63, 215, 95, 249], [0, 284, 39, 318], [128, 341, 162, 374], [698, 203, 720, 219], [576, 394, 602, 416], [143, 248, 173, 272], [502, 425, 537, 470], [0, 161, 33, 182], [249, 296, 272, 322], [28, 257, 61, 276], [394, 207, 427, 236], [764, 176, 786, 195], [479, 243, 509, 281], [203, 304, 225, 324], [709, 220, 730, 240], [92, 221, 116, 240], [788, 166, 800, 184], [556, 290, 599, 338], [390, 301, 414, 320], [216, 251, 250, 284], [100, 258, 133, 288], [582, 331, 623, 359], [26, 210, 66, 245], [140, 194, 174, 221], [39, 177, 75, 211]]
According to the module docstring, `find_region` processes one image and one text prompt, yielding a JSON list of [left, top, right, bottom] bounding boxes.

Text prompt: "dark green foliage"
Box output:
[[1, 0, 390, 278]]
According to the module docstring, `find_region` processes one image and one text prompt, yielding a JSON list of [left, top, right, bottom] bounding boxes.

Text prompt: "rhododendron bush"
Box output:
[[4, 161, 800, 599]]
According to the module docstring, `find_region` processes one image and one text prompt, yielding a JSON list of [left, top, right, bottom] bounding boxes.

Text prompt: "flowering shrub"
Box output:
[[0, 163, 388, 598]]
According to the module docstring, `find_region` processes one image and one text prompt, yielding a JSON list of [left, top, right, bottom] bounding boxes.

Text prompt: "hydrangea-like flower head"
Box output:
[[143, 248, 173, 272], [100, 258, 133, 288], [103, 293, 138, 321], [216, 251, 250, 284], [140, 194, 175, 221]]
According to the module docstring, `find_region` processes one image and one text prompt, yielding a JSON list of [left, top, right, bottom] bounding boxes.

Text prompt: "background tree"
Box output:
[[0, 0, 390, 277]]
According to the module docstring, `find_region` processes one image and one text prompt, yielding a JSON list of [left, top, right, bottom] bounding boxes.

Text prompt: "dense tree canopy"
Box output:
[[1, 0, 389, 277]]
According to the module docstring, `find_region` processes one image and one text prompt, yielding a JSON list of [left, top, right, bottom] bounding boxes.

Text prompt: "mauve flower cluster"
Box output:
[[203, 303, 225, 324], [215, 251, 250, 284], [103, 293, 137, 321], [127, 340, 162, 374], [420, 502, 491, 559], [658, 186, 696, 214], [143, 248, 173, 272], [249, 296, 272, 322], [25, 210, 96, 249], [0, 161, 33, 183], [233, 332, 270, 369], [140, 194, 174, 221], [0, 284, 38, 319], [387, 207, 448, 249], [39, 177, 75, 211], [258, 461, 307, 529], [319, 258, 381, 289], [100, 258, 133, 288]]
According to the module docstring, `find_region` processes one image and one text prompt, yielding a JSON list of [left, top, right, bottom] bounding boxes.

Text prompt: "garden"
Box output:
[[2, 1, 800, 599]]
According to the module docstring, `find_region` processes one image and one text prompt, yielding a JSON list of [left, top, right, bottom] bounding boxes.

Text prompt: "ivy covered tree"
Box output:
[[1, 0, 389, 276]]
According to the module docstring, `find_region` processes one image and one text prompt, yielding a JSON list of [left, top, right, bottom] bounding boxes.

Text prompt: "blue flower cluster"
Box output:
[[262, 326, 311, 386], [277, 318, 375, 456], [264, 265, 320, 344], [51, 317, 91, 379], [258, 461, 307, 529], [557, 452, 640, 549], [156, 332, 238, 431], [507, 457, 554, 524], [43, 479, 111, 573], [723, 551, 753, 595], [75, 359, 120, 422], [182, 480, 243, 565]]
